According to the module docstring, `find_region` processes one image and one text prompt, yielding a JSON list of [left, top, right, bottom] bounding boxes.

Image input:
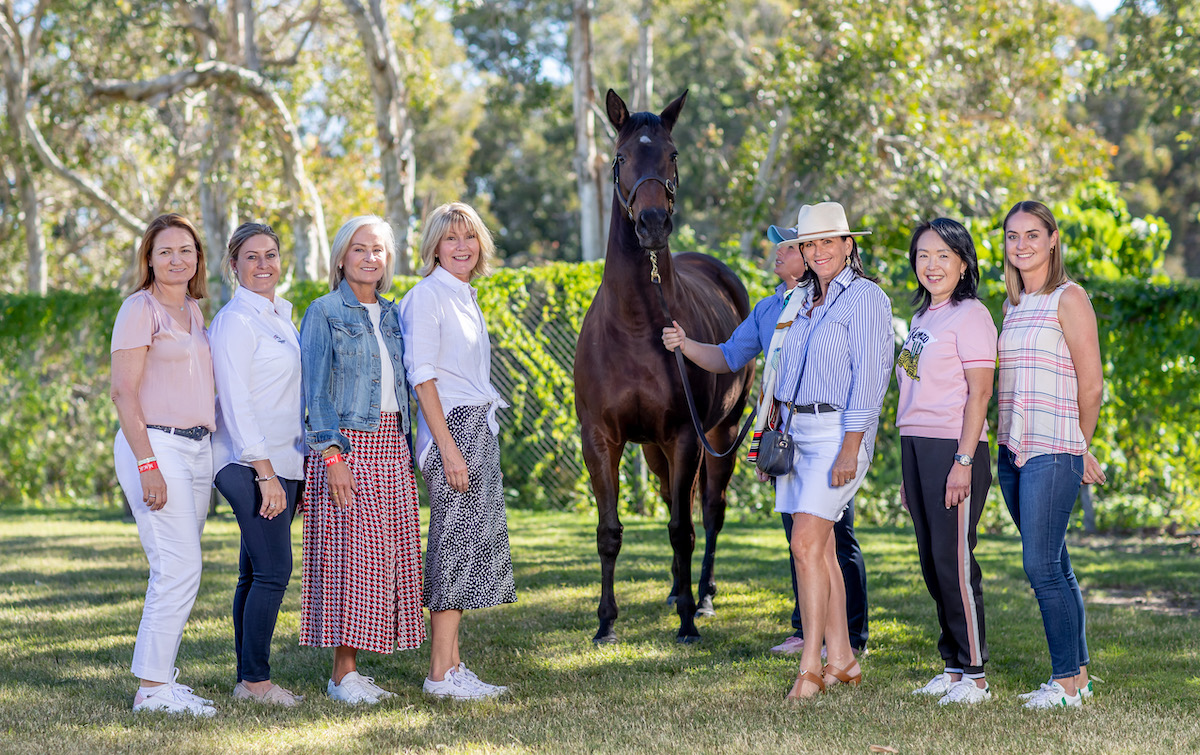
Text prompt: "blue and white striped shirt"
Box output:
[[774, 265, 894, 456]]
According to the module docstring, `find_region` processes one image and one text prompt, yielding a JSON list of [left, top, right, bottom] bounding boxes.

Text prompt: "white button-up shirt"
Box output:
[[210, 286, 306, 480], [399, 265, 508, 466]]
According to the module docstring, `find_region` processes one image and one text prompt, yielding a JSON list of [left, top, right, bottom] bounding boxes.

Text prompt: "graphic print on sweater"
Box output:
[[898, 328, 935, 380]]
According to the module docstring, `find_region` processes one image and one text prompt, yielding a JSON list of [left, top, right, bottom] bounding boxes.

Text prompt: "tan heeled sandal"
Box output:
[[786, 669, 827, 700], [823, 663, 862, 688]]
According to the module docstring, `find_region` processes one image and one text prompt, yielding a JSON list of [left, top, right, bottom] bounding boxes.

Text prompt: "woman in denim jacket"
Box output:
[[298, 215, 425, 705]]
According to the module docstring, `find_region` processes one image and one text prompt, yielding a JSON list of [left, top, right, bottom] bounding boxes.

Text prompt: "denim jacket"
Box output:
[[300, 279, 410, 453]]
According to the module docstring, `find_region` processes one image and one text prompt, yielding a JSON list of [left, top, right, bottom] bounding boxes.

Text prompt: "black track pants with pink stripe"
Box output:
[[902, 437, 991, 675]]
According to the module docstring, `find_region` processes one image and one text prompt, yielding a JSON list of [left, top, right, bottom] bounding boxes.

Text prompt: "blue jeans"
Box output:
[[997, 447, 1089, 680], [215, 463, 300, 683]]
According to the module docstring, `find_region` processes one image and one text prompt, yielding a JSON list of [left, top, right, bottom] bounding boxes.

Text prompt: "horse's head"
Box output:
[[606, 89, 688, 251]]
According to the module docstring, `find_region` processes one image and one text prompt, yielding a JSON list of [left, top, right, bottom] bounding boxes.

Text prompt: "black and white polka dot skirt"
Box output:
[[421, 404, 517, 611]]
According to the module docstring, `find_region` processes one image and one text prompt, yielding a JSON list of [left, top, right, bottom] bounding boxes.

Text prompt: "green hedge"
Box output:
[[3, 262, 1198, 533]]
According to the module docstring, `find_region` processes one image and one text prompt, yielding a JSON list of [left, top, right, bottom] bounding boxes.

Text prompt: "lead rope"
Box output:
[[649, 249, 757, 458]]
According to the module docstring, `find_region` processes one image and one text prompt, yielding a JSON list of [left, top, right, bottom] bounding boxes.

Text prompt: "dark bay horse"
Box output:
[[574, 90, 754, 644]]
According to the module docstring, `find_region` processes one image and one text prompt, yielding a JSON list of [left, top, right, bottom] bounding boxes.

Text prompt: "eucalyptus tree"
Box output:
[[1103, 0, 1200, 276], [4, 0, 329, 292], [737, 0, 1110, 268], [0, 0, 49, 293], [340, 0, 418, 271]]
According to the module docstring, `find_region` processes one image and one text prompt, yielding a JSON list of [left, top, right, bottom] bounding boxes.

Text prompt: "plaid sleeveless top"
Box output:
[[997, 282, 1087, 467]]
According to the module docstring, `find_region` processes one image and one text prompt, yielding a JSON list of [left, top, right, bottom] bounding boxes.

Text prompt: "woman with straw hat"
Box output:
[[764, 202, 893, 700]]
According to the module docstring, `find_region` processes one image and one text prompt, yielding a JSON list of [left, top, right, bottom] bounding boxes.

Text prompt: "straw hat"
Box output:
[[767, 202, 871, 249]]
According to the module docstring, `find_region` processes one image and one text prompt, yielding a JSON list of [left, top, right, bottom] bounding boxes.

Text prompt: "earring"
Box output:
[[960, 271, 965, 280]]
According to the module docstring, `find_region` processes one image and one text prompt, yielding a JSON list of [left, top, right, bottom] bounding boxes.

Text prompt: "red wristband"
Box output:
[[323, 453, 344, 467], [138, 460, 159, 473]]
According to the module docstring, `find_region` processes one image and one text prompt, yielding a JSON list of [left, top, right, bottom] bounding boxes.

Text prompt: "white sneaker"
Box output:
[[1022, 680, 1081, 709], [457, 663, 508, 695], [938, 680, 992, 705], [356, 673, 395, 700], [328, 671, 388, 704], [1080, 678, 1097, 700], [1017, 680, 1053, 700], [423, 667, 496, 700], [912, 672, 955, 696], [134, 680, 217, 717], [1020, 677, 1097, 701]]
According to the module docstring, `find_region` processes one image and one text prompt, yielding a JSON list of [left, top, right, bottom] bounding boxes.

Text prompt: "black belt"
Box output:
[[781, 402, 838, 414], [147, 424, 211, 440]]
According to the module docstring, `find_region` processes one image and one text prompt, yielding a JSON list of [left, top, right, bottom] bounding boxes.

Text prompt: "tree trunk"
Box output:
[[198, 87, 239, 300], [572, 0, 604, 262], [739, 105, 791, 255], [0, 1, 49, 294], [630, 0, 653, 112], [88, 60, 329, 281], [341, 0, 416, 274]]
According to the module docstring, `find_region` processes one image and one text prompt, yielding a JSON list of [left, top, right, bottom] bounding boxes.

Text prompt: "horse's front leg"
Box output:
[[583, 429, 625, 644], [641, 444, 679, 605], [696, 421, 738, 618], [667, 437, 703, 643]]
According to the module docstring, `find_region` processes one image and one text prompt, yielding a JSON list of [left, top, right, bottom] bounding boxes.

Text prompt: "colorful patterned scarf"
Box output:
[[747, 286, 806, 464]]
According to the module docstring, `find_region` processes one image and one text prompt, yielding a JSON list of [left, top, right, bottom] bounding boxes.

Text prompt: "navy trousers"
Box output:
[[214, 463, 300, 683]]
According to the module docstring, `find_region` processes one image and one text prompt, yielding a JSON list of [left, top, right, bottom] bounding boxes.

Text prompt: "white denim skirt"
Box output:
[[773, 408, 870, 522]]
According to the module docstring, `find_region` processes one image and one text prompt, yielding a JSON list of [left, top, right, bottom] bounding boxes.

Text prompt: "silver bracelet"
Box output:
[[255, 473, 278, 483]]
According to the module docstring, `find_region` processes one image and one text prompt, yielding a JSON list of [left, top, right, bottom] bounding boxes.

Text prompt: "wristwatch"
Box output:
[[953, 453, 974, 467]]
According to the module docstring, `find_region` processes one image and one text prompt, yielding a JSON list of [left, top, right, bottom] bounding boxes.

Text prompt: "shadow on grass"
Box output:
[[2, 508, 1199, 753]]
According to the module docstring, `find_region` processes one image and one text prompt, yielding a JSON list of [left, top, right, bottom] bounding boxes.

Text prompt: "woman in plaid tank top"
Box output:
[[997, 201, 1106, 710]]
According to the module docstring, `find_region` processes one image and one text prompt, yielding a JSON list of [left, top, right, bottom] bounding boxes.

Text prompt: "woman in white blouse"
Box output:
[[210, 222, 305, 706], [399, 202, 516, 700]]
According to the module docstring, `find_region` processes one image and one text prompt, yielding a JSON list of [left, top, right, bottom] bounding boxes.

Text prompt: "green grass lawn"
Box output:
[[1, 507, 1197, 754]]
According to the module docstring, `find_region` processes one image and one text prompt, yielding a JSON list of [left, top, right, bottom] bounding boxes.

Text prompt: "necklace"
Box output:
[[153, 283, 186, 312]]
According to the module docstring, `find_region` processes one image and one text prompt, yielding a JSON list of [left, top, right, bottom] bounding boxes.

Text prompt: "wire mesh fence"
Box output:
[[485, 275, 773, 515]]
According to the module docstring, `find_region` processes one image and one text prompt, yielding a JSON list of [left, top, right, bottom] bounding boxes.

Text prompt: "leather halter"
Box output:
[[611, 154, 678, 222]]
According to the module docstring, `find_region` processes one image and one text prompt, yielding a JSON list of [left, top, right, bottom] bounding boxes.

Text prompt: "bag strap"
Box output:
[[776, 277, 857, 433]]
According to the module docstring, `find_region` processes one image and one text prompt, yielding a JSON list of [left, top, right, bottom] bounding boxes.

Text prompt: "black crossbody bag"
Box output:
[[755, 279, 856, 478]]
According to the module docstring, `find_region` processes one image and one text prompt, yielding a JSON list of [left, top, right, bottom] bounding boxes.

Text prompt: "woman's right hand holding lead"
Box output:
[[661, 320, 687, 352]]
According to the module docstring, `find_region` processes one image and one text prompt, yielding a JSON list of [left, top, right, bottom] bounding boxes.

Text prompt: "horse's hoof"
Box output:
[[695, 596, 715, 617], [676, 632, 702, 644], [593, 632, 618, 645], [666, 595, 678, 606]]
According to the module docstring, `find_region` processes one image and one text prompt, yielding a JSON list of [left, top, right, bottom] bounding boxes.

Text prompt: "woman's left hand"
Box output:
[[944, 464, 971, 509], [1082, 451, 1106, 485], [830, 446, 858, 488]]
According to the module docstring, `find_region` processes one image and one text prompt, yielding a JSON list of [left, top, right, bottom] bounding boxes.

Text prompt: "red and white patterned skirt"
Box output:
[[299, 413, 426, 653]]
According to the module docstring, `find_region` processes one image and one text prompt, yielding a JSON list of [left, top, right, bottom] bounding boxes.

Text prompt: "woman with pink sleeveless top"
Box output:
[[997, 200, 1106, 710]]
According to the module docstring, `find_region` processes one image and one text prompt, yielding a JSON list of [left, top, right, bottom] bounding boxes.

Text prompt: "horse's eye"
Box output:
[[670, 152, 678, 162], [616, 154, 626, 164]]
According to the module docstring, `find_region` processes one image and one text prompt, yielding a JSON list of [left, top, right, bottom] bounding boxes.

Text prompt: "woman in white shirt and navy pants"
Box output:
[[400, 202, 516, 700], [210, 223, 306, 707]]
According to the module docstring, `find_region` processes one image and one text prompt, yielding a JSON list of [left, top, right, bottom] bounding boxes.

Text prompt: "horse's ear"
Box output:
[[606, 89, 629, 131], [659, 89, 688, 132]]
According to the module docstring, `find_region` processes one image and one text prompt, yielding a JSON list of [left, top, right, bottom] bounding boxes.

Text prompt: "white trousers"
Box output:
[[114, 428, 212, 683], [773, 409, 870, 522]]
